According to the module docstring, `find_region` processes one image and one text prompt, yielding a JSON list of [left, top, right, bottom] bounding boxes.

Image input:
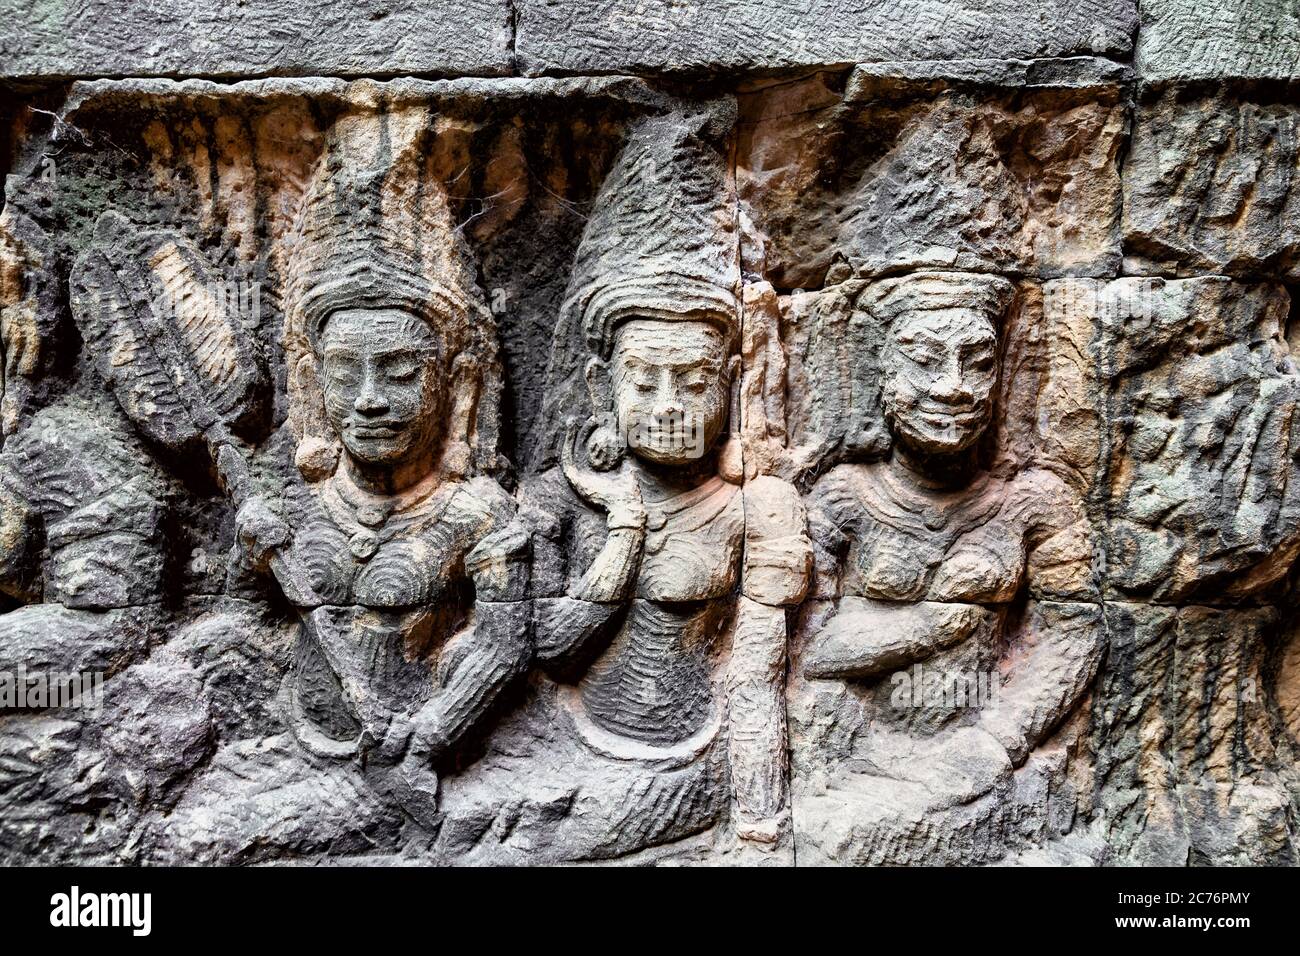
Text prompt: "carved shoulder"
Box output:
[[1010, 468, 1097, 600], [807, 465, 866, 547], [458, 476, 518, 529]]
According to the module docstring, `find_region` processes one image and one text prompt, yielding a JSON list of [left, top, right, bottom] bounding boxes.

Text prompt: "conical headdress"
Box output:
[[285, 107, 486, 355], [283, 106, 502, 476], [534, 105, 740, 468]]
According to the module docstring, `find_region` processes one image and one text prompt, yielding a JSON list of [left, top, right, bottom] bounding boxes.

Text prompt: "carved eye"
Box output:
[[325, 359, 360, 386], [384, 363, 420, 383]]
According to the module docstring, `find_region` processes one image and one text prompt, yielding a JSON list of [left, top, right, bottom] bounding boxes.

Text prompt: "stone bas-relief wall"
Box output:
[[2, 1, 1300, 867]]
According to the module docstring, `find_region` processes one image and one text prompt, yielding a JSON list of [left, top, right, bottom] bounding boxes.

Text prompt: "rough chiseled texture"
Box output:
[[1, 3, 1299, 867], [1124, 92, 1300, 280], [0, 0, 515, 79], [516, 0, 1138, 74], [1137, 0, 1300, 84]]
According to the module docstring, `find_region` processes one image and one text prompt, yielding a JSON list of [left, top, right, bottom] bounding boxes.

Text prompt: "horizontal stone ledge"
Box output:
[[0, 0, 515, 81], [842, 56, 1132, 96], [1137, 0, 1300, 86], [52, 58, 1130, 117], [57, 75, 675, 119], [45, 61, 1134, 133], [514, 0, 1138, 75], [0, 0, 1145, 84]]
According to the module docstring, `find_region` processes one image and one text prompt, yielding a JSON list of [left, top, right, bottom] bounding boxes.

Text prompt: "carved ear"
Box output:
[[584, 356, 612, 413], [291, 354, 340, 480], [441, 354, 479, 480], [719, 354, 746, 482], [582, 356, 624, 471], [290, 353, 325, 433]]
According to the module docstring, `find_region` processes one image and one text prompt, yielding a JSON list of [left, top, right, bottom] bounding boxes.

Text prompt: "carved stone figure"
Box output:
[[227, 107, 528, 814], [792, 270, 1102, 864], [3, 186, 166, 615], [3, 30, 1300, 867], [432, 108, 812, 862]]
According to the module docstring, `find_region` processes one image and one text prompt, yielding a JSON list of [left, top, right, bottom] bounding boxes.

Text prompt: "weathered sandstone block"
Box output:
[[1125, 92, 1300, 280], [515, 0, 1137, 75], [1, 5, 1299, 867]]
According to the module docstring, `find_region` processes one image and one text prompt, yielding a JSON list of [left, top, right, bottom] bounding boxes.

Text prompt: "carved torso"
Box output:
[[804, 461, 1095, 742], [579, 476, 744, 745], [812, 462, 1083, 605], [530, 468, 808, 753], [279, 469, 514, 753], [284, 471, 511, 610], [638, 475, 745, 602]]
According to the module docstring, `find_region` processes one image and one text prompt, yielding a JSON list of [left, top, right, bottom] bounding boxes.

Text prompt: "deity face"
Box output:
[[609, 319, 731, 466], [318, 308, 445, 471], [880, 308, 997, 457]]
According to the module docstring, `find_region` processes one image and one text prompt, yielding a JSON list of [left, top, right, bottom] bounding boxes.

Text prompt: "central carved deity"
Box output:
[[429, 109, 812, 862]]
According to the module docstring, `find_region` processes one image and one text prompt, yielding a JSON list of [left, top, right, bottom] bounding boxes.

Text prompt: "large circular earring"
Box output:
[[290, 353, 338, 480]]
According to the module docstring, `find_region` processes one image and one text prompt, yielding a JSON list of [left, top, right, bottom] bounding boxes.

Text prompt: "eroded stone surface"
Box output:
[[515, 0, 1137, 75], [1124, 92, 1300, 280], [2, 12, 1300, 867], [0, 0, 514, 80], [1042, 276, 1300, 604], [1137, 0, 1300, 85], [1091, 604, 1294, 865], [737, 71, 1126, 290]]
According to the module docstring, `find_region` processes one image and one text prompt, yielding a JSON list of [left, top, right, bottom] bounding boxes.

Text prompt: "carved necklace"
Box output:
[[321, 468, 453, 563], [862, 463, 1001, 537]]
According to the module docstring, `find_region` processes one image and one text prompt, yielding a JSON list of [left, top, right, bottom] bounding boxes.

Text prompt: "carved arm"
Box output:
[[727, 475, 812, 843]]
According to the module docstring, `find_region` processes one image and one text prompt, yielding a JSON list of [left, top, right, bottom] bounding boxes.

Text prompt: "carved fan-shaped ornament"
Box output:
[[70, 210, 267, 450]]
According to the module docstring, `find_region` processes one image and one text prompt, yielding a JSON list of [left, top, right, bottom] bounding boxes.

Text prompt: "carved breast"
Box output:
[[839, 468, 1027, 605], [928, 521, 1026, 604], [851, 525, 943, 601], [638, 477, 745, 602], [353, 538, 446, 608], [286, 476, 490, 610]]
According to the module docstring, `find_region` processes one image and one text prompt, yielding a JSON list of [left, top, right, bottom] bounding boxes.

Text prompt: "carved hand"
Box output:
[[234, 497, 293, 572], [465, 521, 532, 602], [562, 417, 646, 530]]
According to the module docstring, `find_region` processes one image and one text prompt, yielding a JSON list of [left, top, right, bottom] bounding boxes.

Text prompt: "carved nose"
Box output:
[[930, 375, 971, 402], [653, 398, 684, 420], [653, 371, 682, 418], [354, 386, 389, 415]]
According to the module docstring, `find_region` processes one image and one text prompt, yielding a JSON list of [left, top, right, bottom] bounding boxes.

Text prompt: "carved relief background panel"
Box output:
[[2, 1, 1300, 867]]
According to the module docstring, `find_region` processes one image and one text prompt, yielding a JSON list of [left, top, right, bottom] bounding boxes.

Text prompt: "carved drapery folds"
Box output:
[[1, 61, 1298, 866]]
